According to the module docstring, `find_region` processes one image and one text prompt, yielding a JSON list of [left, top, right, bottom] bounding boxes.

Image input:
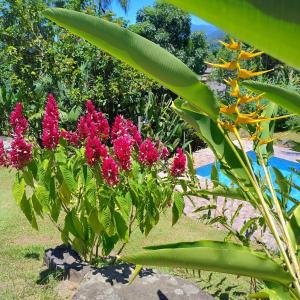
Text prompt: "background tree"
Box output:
[[130, 2, 209, 74]]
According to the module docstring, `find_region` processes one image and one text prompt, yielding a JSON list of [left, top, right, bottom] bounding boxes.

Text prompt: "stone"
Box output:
[[44, 244, 94, 283], [45, 245, 214, 299], [73, 264, 214, 300]]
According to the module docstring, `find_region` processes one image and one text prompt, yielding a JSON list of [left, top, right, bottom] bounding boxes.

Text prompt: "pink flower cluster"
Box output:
[[111, 115, 142, 145], [42, 94, 60, 149], [86, 136, 108, 166], [1, 103, 33, 169], [138, 138, 159, 166], [171, 148, 186, 177], [101, 156, 120, 186], [60, 130, 79, 146], [9, 103, 28, 135], [77, 100, 109, 141], [113, 136, 132, 171]]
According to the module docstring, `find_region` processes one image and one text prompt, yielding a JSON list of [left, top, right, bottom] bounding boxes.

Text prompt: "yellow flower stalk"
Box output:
[[238, 50, 263, 60], [224, 78, 240, 97], [238, 93, 264, 104], [220, 103, 239, 115], [219, 37, 241, 50], [238, 68, 274, 79], [206, 60, 239, 71]]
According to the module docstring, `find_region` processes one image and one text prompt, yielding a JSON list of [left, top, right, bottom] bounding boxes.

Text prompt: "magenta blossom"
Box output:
[[0, 140, 8, 167], [60, 130, 79, 146], [171, 148, 186, 177], [9, 135, 32, 169], [160, 146, 170, 160], [9, 103, 28, 135], [102, 156, 120, 186], [111, 115, 142, 145], [42, 94, 60, 149], [77, 100, 109, 141], [138, 138, 159, 166], [113, 135, 132, 171], [85, 136, 107, 166]]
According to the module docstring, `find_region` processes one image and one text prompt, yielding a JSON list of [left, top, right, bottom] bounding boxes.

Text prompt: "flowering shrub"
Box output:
[[0, 95, 196, 261]]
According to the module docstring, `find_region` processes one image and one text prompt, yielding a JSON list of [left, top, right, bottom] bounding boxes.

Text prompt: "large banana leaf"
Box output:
[[43, 8, 219, 119], [173, 99, 255, 196], [165, 0, 300, 70], [243, 81, 300, 116], [122, 240, 293, 286]]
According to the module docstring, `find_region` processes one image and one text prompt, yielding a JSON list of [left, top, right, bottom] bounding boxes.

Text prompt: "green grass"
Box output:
[[0, 168, 251, 299]]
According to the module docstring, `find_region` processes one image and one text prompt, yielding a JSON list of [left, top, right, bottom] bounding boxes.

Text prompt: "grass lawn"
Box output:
[[0, 168, 251, 299]]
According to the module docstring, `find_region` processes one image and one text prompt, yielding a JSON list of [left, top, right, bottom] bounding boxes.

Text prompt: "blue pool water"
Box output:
[[196, 151, 300, 209]]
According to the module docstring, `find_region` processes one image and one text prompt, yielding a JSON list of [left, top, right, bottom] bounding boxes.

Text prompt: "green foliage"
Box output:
[[129, 2, 209, 74]]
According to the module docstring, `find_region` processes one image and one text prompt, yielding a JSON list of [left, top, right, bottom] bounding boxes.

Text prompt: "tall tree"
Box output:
[[130, 2, 209, 74]]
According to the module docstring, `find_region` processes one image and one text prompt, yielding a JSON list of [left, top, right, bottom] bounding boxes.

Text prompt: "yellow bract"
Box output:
[[219, 38, 241, 50], [238, 50, 263, 60], [206, 60, 239, 71], [238, 68, 274, 79]]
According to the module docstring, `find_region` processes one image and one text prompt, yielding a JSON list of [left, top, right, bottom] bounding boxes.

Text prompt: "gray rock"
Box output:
[[45, 245, 213, 299], [73, 264, 213, 300], [44, 244, 94, 283]]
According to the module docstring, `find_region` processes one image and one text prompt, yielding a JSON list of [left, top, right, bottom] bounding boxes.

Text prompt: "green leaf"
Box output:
[[34, 185, 50, 211], [43, 8, 219, 119], [287, 204, 300, 250], [12, 177, 25, 205], [165, 0, 300, 70], [172, 192, 184, 226], [60, 166, 77, 193], [122, 240, 293, 286], [192, 186, 247, 201], [31, 194, 43, 217], [88, 209, 103, 235], [114, 211, 129, 241], [243, 81, 300, 115], [249, 282, 295, 300], [99, 207, 115, 237]]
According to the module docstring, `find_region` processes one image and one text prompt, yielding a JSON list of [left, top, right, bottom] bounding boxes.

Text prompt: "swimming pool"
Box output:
[[196, 151, 300, 209]]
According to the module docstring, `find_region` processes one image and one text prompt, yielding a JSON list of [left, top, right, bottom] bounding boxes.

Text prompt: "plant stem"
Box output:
[[258, 150, 300, 290]]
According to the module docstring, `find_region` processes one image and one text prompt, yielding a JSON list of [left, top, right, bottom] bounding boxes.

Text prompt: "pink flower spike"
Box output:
[[61, 130, 79, 146], [102, 156, 120, 186], [0, 140, 8, 167], [138, 138, 159, 166], [160, 146, 170, 160], [113, 136, 132, 171], [171, 148, 186, 177], [9, 103, 28, 135], [9, 136, 32, 169], [86, 136, 107, 166]]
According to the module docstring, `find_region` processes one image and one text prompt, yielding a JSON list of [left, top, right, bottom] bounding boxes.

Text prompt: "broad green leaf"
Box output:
[[60, 166, 77, 193], [12, 177, 25, 205], [88, 209, 103, 234], [172, 192, 184, 226], [192, 186, 247, 201], [165, 0, 300, 70], [114, 211, 129, 241], [34, 185, 50, 211], [31, 194, 43, 217], [43, 8, 219, 119], [100, 207, 115, 237], [287, 204, 300, 250], [249, 282, 295, 300], [243, 81, 300, 116], [122, 240, 293, 286], [173, 99, 254, 195]]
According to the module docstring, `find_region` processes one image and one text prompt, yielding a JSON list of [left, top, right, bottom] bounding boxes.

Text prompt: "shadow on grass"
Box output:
[[36, 269, 63, 285], [24, 252, 40, 260]]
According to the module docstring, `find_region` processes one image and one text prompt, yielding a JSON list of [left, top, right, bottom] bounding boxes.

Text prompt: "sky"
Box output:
[[110, 0, 209, 25]]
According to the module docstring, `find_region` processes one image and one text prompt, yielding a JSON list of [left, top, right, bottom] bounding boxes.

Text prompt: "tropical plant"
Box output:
[[0, 96, 196, 262], [41, 2, 300, 298]]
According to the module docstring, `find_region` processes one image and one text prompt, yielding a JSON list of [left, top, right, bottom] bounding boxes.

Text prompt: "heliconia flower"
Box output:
[[0, 140, 8, 167], [238, 50, 263, 60], [77, 100, 109, 141], [113, 136, 132, 171], [102, 156, 119, 186], [111, 115, 142, 145], [171, 148, 186, 177], [238, 93, 265, 104], [85, 136, 107, 166], [238, 68, 273, 79], [160, 146, 170, 160], [138, 138, 159, 166], [60, 130, 79, 146], [219, 38, 241, 50], [224, 78, 240, 97], [9, 135, 32, 169], [9, 103, 28, 135], [220, 103, 238, 115], [206, 60, 239, 71], [42, 94, 60, 149]]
